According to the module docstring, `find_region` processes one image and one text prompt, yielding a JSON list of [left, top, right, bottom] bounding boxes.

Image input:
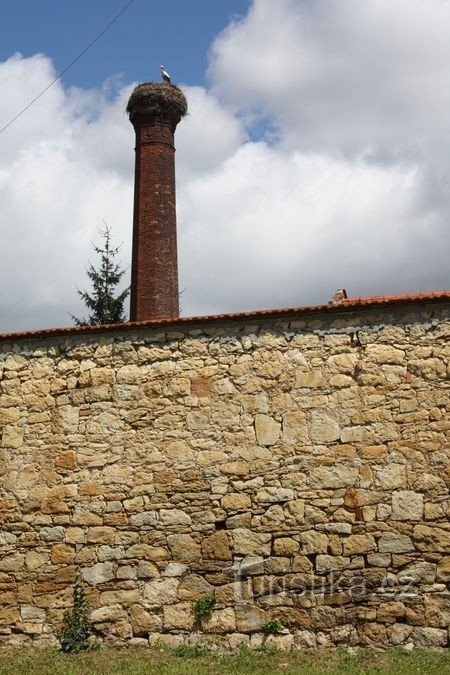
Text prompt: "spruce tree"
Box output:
[[72, 225, 129, 325]]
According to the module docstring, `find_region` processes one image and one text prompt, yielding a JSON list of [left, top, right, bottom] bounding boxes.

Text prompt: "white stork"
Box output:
[[160, 65, 171, 84]]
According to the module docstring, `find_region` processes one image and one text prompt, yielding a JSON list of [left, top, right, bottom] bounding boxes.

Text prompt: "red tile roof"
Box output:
[[0, 290, 449, 343]]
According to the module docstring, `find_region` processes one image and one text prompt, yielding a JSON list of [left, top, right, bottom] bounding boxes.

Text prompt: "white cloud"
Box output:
[[0, 1, 449, 332], [209, 0, 450, 160]]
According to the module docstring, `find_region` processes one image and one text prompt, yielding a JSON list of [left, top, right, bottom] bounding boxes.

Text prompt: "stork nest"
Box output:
[[126, 82, 188, 125]]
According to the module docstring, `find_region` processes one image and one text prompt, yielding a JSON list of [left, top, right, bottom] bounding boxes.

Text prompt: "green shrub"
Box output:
[[192, 595, 215, 628], [264, 618, 284, 636], [58, 572, 91, 653]]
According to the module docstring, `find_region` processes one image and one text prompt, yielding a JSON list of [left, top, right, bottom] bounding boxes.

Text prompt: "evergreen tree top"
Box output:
[[71, 225, 129, 326]]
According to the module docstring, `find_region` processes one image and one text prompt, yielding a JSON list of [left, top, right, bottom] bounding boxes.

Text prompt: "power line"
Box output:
[[0, 0, 136, 137]]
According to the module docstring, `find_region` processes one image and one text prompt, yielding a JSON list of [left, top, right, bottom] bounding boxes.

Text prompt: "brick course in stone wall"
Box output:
[[0, 303, 449, 649]]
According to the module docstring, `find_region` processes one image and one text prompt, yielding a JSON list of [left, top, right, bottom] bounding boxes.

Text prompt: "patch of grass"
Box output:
[[173, 643, 210, 658], [0, 645, 449, 675]]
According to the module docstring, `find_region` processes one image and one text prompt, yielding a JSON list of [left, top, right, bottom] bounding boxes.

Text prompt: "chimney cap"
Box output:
[[127, 82, 188, 127]]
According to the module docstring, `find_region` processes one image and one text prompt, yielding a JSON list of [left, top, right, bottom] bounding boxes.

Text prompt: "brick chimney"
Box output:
[[127, 82, 187, 321]]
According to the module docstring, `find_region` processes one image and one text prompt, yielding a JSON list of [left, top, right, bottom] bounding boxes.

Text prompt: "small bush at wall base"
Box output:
[[193, 595, 215, 627], [58, 572, 91, 653], [264, 619, 284, 636]]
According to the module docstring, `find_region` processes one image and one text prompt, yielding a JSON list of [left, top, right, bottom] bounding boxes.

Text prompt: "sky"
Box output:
[[0, 0, 449, 333]]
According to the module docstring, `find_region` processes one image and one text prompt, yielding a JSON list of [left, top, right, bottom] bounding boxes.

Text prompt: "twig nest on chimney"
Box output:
[[127, 82, 188, 126]]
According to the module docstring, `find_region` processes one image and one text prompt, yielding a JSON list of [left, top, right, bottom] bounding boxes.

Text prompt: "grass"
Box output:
[[0, 645, 448, 675]]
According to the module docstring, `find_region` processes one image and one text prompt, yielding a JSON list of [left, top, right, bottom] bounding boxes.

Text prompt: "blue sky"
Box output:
[[0, 0, 250, 91], [0, 0, 449, 332]]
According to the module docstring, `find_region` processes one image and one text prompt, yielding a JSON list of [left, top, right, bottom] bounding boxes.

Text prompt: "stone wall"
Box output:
[[0, 302, 449, 649]]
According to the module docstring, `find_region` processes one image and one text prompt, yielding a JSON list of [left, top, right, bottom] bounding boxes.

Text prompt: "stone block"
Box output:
[[316, 555, 350, 572], [412, 627, 448, 647], [204, 608, 236, 633], [87, 527, 116, 544], [309, 410, 340, 443], [130, 604, 162, 636], [100, 590, 140, 606], [201, 531, 232, 561], [1, 425, 24, 449], [167, 534, 201, 562], [82, 562, 115, 585], [343, 535, 376, 555], [378, 533, 415, 553], [391, 491, 423, 521], [436, 556, 450, 582], [91, 605, 127, 623], [413, 525, 450, 552], [299, 531, 328, 554], [376, 464, 407, 489], [143, 578, 179, 607], [273, 538, 300, 556], [159, 509, 191, 526], [177, 574, 214, 601], [163, 603, 194, 631], [235, 605, 267, 633], [50, 544, 75, 564], [282, 411, 308, 443], [295, 371, 324, 388], [424, 594, 450, 628], [222, 493, 251, 511], [255, 414, 281, 446], [232, 529, 271, 556], [256, 487, 294, 503]]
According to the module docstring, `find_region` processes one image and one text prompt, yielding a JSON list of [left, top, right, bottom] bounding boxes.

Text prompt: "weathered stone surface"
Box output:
[[0, 309, 449, 649], [412, 627, 448, 647], [376, 464, 407, 489], [130, 604, 162, 636], [91, 605, 127, 623], [204, 608, 236, 633], [143, 579, 179, 607], [235, 605, 267, 633], [399, 562, 436, 584], [159, 509, 192, 526], [295, 371, 324, 388], [413, 525, 450, 552], [436, 557, 450, 582], [377, 602, 406, 623], [316, 555, 350, 572], [201, 531, 232, 560], [343, 535, 376, 555], [284, 500, 305, 523], [273, 537, 300, 556], [391, 491, 423, 521], [167, 535, 201, 562], [232, 529, 271, 556], [50, 544, 75, 564], [163, 603, 194, 631], [365, 345, 404, 364], [82, 563, 115, 585], [378, 533, 415, 554], [177, 575, 213, 601], [256, 487, 294, 503], [254, 414, 281, 446], [282, 412, 308, 443], [424, 594, 450, 628], [221, 493, 251, 511], [299, 531, 329, 554], [309, 410, 340, 442]]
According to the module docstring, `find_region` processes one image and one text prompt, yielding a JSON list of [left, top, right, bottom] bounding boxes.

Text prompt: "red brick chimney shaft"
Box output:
[[127, 83, 187, 321]]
